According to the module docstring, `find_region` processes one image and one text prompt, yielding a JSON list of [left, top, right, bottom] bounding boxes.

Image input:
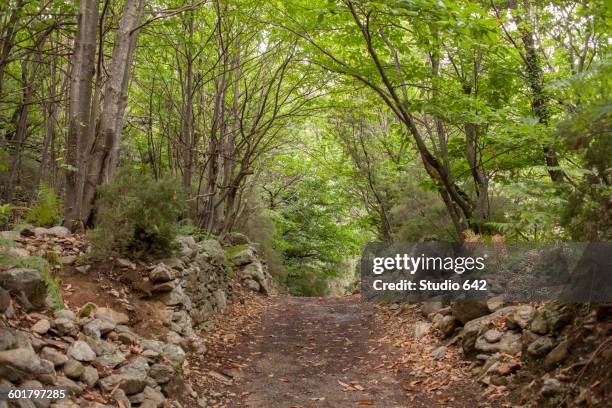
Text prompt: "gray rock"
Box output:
[[434, 315, 459, 337], [83, 335, 117, 356], [0, 328, 16, 351], [67, 341, 96, 362], [506, 305, 535, 330], [140, 401, 158, 408], [53, 309, 76, 321], [483, 329, 503, 343], [120, 356, 150, 375], [31, 319, 51, 335], [40, 348, 68, 367], [451, 301, 490, 325], [0, 268, 46, 309], [83, 318, 116, 339], [81, 365, 99, 387], [20, 379, 50, 408], [221, 232, 250, 246], [413, 322, 432, 338], [544, 340, 569, 368], [116, 258, 136, 270], [53, 318, 76, 336], [461, 306, 519, 354], [527, 336, 556, 357], [149, 364, 174, 384], [112, 389, 132, 408], [486, 295, 504, 312], [118, 331, 139, 346], [0, 348, 54, 380], [149, 264, 177, 283], [177, 236, 198, 258], [475, 332, 521, 355], [54, 376, 83, 396], [431, 346, 447, 360], [96, 352, 126, 369], [100, 373, 147, 395], [62, 359, 84, 379], [229, 247, 256, 266], [0, 287, 10, 312], [142, 386, 165, 407], [163, 344, 185, 366], [141, 340, 164, 353], [540, 378, 564, 397], [47, 226, 70, 238], [529, 313, 549, 334], [213, 290, 227, 311], [422, 297, 445, 317], [197, 240, 225, 265], [243, 279, 260, 292], [95, 307, 129, 325]]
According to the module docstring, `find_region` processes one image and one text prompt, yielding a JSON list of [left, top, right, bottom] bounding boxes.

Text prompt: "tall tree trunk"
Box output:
[[81, 0, 145, 225], [64, 0, 99, 230]]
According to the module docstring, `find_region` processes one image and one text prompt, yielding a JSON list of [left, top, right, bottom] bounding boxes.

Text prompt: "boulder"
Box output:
[[213, 290, 227, 312], [506, 305, 535, 330], [63, 359, 84, 379], [96, 352, 126, 369], [53, 318, 76, 336], [54, 309, 76, 321], [67, 341, 96, 362], [540, 378, 565, 397], [0, 287, 10, 312], [177, 236, 198, 258], [413, 322, 432, 338], [243, 279, 260, 292], [229, 247, 256, 266], [31, 319, 51, 335], [451, 301, 490, 325], [100, 373, 148, 395], [40, 347, 68, 367], [461, 306, 519, 354], [197, 240, 225, 265], [0, 328, 16, 351], [527, 336, 556, 358], [95, 307, 129, 325], [0, 348, 54, 381], [81, 365, 99, 387], [163, 344, 186, 366], [475, 332, 521, 355], [220, 232, 250, 246], [47, 226, 70, 238], [434, 315, 459, 337], [0, 268, 47, 309], [149, 364, 174, 384], [149, 264, 177, 283], [544, 340, 569, 368], [483, 329, 503, 343], [83, 318, 116, 339]]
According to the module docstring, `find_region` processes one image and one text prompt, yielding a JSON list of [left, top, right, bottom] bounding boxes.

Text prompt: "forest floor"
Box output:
[[188, 295, 508, 408]]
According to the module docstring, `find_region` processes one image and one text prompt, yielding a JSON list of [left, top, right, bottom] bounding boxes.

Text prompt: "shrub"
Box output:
[[88, 172, 185, 259], [25, 183, 62, 227]]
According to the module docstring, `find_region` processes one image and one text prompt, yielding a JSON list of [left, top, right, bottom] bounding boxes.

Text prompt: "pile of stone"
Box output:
[[419, 297, 589, 403], [0, 304, 184, 407], [221, 233, 272, 296]]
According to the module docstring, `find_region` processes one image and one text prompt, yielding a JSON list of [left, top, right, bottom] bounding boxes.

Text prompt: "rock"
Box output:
[[140, 401, 158, 408], [0, 287, 11, 312], [197, 397, 208, 408], [435, 315, 459, 337], [243, 279, 260, 292], [506, 305, 535, 330], [0, 268, 46, 309], [177, 236, 198, 258], [96, 352, 126, 369], [95, 307, 129, 325], [461, 306, 519, 354], [197, 240, 225, 265], [544, 340, 569, 368], [229, 247, 256, 266], [47, 226, 70, 238], [20, 379, 50, 408], [67, 341, 96, 362], [221, 232, 250, 246], [141, 340, 164, 353], [163, 344, 185, 366], [0, 329, 16, 351], [149, 364, 174, 384], [83, 318, 116, 339], [413, 322, 432, 338], [54, 376, 83, 396], [486, 295, 504, 312], [81, 365, 99, 387], [475, 332, 521, 355], [112, 389, 132, 408], [451, 301, 490, 325], [527, 336, 556, 358], [149, 264, 177, 283], [483, 329, 503, 343], [59, 255, 77, 265], [118, 331, 139, 346], [100, 373, 147, 395], [116, 258, 136, 270], [40, 347, 68, 367], [142, 386, 166, 407], [213, 290, 227, 311], [75, 265, 91, 274], [54, 309, 76, 321], [431, 346, 447, 360], [0, 348, 54, 380], [529, 312, 549, 335], [31, 319, 51, 335], [53, 318, 76, 336], [540, 378, 564, 397], [151, 282, 175, 293], [422, 298, 445, 317], [63, 359, 84, 379], [83, 335, 117, 356]]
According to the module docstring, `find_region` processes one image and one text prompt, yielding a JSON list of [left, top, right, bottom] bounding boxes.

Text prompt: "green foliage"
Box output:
[[25, 184, 62, 227], [0, 239, 64, 310], [88, 173, 185, 259]]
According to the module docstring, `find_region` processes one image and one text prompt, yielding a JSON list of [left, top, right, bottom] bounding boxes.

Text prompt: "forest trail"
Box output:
[[192, 296, 487, 408]]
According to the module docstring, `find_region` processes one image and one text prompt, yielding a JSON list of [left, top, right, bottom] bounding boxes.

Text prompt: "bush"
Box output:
[[88, 173, 185, 259], [25, 183, 62, 227]]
